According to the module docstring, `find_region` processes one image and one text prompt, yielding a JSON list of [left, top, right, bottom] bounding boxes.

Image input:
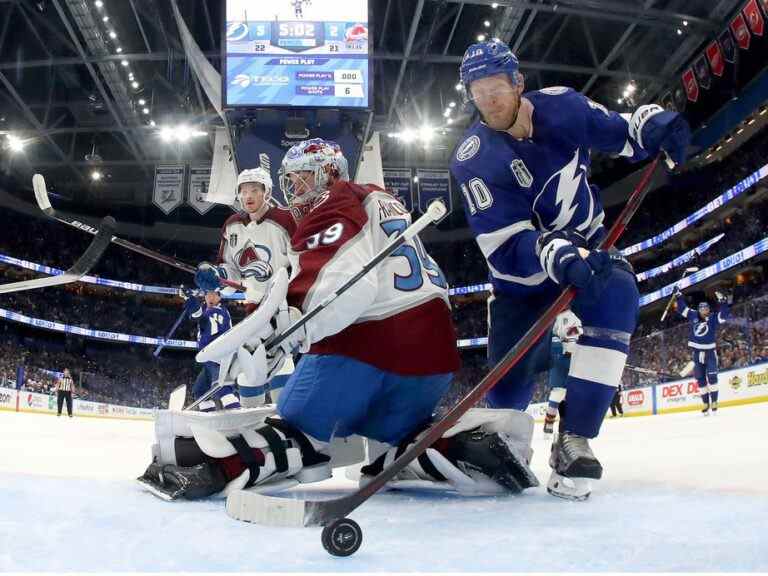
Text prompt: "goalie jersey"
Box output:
[[216, 207, 296, 301], [450, 87, 649, 298], [287, 181, 461, 376]]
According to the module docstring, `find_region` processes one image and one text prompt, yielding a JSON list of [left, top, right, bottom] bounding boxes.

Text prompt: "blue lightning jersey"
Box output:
[[190, 302, 232, 350], [676, 296, 729, 350], [450, 87, 648, 297]]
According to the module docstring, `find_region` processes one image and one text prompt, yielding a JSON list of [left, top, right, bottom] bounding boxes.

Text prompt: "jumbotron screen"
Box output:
[[224, 0, 370, 109]]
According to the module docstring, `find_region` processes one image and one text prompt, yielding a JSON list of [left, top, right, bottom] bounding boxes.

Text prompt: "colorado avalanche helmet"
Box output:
[[237, 167, 273, 202], [459, 39, 520, 103], [278, 138, 349, 209]]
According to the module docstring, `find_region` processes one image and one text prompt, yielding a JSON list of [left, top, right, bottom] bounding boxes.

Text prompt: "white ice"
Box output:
[[1, 404, 767, 572]]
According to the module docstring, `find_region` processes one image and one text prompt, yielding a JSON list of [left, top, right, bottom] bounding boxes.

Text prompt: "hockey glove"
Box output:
[[629, 105, 691, 167], [536, 231, 612, 302], [194, 262, 224, 292], [715, 290, 731, 304]]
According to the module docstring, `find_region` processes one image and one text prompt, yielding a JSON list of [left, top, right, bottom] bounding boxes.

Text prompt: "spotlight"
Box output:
[[491, 2, 499, 8], [91, 170, 103, 181], [138, 99, 146, 105], [149, 120, 156, 127], [455, 83, 462, 91], [449, 101, 456, 108], [160, 126, 174, 142], [142, 107, 150, 114], [413, 176, 419, 183], [477, 34, 486, 42], [6, 134, 25, 152], [676, 28, 682, 35], [131, 81, 140, 89], [120, 59, 128, 67], [418, 125, 434, 142], [94, 0, 103, 7], [484, 20, 491, 27], [102, 16, 109, 22], [447, 118, 454, 125], [683, 20, 688, 26], [116, 47, 123, 53], [109, 30, 117, 39]]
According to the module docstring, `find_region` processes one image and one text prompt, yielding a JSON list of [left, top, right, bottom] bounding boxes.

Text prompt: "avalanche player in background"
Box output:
[[194, 167, 295, 404], [675, 288, 731, 414], [182, 289, 236, 411], [139, 139, 541, 501], [543, 311, 582, 435], [450, 39, 690, 500]]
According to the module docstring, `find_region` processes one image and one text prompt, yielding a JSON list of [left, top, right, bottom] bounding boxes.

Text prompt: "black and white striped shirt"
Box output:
[[58, 375, 74, 392]]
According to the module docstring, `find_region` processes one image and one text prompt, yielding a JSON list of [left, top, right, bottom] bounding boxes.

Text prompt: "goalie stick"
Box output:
[[226, 156, 664, 528], [184, 200, 450, 411], [0, 216, 115, 294], [32, 174, 244, 292]]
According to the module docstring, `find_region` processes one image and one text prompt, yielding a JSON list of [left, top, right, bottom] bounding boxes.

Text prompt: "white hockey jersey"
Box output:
[[216, 207, 296, 302], [287, 181, 460, 376]]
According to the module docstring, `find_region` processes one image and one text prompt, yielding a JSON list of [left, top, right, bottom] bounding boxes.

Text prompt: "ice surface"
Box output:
[[1, 404, 766, 572]]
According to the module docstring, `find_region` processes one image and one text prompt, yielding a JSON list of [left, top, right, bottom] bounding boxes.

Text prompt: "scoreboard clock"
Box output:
[[224, 0, 370, 109]]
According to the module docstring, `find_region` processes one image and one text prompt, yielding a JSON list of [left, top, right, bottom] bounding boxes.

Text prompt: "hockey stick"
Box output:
[[226, 156, 664, 528], [32, 174, 245, 292], [153, 304, 189, 357], [185, 200, 450, 411], [659, 266, 699, 322], [624, 364, 678, 378], [0, 216, 115, 294]]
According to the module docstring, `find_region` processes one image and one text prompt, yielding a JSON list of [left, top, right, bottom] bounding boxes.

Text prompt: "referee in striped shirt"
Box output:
[[56, 368, 75, 417]]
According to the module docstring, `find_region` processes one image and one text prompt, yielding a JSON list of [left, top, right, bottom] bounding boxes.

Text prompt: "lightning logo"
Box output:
[[533, 148, 594, 232]]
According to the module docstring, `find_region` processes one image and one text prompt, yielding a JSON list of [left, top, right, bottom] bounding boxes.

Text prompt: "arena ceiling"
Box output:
[[0, 0, 746, 201]]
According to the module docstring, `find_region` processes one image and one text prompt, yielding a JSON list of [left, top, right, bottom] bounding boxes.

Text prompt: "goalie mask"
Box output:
[[278, 138, 349, 218]]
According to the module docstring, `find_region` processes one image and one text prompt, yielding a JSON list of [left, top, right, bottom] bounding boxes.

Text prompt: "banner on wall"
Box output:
[[415, 169, 452, 214], [743, 0, 765, 36], [153, 165, 185, 215], [705, 41, 725, 77], [187, 165, 215, 215], [383, 168, 414, 212]]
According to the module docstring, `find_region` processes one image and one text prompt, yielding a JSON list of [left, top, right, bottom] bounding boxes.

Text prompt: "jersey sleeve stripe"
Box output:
[[487, 261, 548, 286], [476, 220, 536, 259]]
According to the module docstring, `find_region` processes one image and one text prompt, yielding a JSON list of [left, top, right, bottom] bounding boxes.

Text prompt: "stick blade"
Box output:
[[167, 385, 187, 411], [32, 174, 52, 211], [226, 489, 309, 527]]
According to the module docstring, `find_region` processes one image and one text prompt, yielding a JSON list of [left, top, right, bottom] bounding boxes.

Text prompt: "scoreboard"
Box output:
[[224, 0, 370, 109]]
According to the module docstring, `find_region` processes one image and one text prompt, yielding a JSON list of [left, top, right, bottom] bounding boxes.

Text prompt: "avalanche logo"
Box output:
[[236, 242, 273, 282], [532, 149, 594, 232], [226, 22, 249, 42], [694, 322, 710, 338]]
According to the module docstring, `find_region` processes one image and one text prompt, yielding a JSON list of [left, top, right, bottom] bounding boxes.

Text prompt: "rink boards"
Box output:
[[527, 361, 768, 419], [0, 386, 154, 420]]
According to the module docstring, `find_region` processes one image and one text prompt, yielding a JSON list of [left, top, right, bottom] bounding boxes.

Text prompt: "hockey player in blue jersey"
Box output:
[[182, 288, 238, 411], [450, 39, 690, 500], [675, 288, 731, 415]]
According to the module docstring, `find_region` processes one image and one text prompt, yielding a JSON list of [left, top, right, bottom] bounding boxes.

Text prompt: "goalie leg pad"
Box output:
[[361, 409, 539, 495]]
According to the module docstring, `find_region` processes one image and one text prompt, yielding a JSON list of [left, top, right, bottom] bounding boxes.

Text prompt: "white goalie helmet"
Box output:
[[278, 138, 349, 214], [237, 167, 273, 202]]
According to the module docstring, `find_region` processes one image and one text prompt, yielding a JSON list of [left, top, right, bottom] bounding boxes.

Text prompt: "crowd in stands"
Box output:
[[1, 124, 767, 411]]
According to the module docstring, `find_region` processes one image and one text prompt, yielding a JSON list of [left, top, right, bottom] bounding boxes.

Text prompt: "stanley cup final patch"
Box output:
[[229, 233, 238, 247], [510, 159, 533, 188]]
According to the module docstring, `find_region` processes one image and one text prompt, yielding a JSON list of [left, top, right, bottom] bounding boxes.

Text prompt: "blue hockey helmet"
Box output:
[[459, 39, 520, 103], [697, 301, 710, 313]]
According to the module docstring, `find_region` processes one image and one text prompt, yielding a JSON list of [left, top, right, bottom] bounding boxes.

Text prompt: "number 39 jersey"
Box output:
[[287, 180, 461, 376]]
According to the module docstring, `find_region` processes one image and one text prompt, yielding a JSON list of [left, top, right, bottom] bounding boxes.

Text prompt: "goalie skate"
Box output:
[[547, 432, 602, 501]]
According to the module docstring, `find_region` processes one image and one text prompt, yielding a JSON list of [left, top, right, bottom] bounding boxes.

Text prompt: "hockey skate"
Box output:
[[702, 403, 710, 416], [547, 432, 602, 501], [711, 401, 718, 414]]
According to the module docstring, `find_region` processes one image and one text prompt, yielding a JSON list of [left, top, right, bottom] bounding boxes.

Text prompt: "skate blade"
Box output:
[[547, 472, 591, 501]]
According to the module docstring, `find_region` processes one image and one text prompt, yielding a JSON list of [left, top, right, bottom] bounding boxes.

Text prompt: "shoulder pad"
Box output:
[[263, 206, 297, 236]]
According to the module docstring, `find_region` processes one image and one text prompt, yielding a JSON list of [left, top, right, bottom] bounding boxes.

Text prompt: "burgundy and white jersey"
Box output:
[[287, 181, 461, 376], [217, 206, 296, 301]]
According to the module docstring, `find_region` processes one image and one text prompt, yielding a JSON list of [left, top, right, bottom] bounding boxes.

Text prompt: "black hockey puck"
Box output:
[[321, 518, 362, 557]]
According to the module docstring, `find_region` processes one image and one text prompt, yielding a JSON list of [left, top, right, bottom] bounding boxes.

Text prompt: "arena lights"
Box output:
[[159, 125, 207, 143], [116, 47, 122, 53], [120, 59, 128, 67], [5, 134, 25, 153], [449, 101, 456, 108], [94, 0, 103, 7], [454, 83, 462, 91], [483, 20, 491, 27], [90, 170, 103, 181], [477, 34, 486, 42], [491, 2, 499, 8], [131, 81, 140, 89], [138, 99, 146, 106], [109, 30, 117, 39]]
